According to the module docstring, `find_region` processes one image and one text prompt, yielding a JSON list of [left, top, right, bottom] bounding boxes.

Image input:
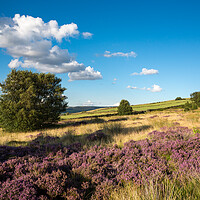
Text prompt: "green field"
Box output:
[[61, 99, 189, 120]]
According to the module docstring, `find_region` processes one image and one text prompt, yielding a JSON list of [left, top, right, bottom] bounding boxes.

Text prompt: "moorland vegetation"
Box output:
[[0, 70, 200, 199]]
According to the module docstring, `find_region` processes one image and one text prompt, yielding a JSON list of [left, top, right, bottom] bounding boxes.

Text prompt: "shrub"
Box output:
[[117, 99, 133, 115], [175, 97, 183, 100], [0, 70, 67, 132], [184, 101, 198, 111]]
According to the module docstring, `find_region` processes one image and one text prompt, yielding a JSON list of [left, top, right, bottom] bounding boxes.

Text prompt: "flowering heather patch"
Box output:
[[0, 127, 199, 199]]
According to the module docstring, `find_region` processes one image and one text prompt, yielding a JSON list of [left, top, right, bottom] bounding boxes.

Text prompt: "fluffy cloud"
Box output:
[[68, 66, 102, 81], [0, 14, 101, 80], [127, 84, 162, 92], [131, 68, 159, 75], [103, 51, 137, 58], [82, 32, 93, 39], [147, 84, 162, 92]]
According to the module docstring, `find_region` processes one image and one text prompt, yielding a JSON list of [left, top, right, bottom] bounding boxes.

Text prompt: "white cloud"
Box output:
[[127, 84, 162, 92], [68, 66, 102, 81], [113, 102, 120, 106], [82, 32, 93, 39], [0, 14, 101, 81], [103, 51, 137, 58], [147, 84, 162, 92], [131, 68, 159, 75], [8, 59, 22, 68], [83, 100, 94, 106], [127, 85, 137, 89]]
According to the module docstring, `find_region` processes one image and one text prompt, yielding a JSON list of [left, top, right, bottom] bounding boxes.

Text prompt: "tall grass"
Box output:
[[102, 122, 124, 135], [109, 176, 200, 200]]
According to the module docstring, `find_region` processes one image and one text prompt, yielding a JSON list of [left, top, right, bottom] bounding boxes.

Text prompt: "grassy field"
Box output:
[[0, 99, 199, 199], [0, 100, 197, 147], [61, 99, 189, 120]]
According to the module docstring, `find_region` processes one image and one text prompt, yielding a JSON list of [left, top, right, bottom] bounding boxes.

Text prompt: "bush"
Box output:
[[175, 97, 183, 100], [0, 69, 67, 132], [184, 101, 198, 111], [117, 99, 133, 115]]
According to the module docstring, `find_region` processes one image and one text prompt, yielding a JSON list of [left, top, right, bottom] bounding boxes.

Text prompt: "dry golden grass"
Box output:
[[0, 108, 199, 147]]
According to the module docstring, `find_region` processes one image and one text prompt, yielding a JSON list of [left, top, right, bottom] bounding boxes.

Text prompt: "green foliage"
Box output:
[[184, 101, 198, 111], [190, 91, 200, 107], [0, 69, 67, 132], [193, 127, 200, 134], [117, 99, 133, 115], [175, 97, 183, 100]]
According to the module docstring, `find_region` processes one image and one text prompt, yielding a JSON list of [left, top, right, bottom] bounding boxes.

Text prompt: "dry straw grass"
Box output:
[[0, 108, 199, 147]]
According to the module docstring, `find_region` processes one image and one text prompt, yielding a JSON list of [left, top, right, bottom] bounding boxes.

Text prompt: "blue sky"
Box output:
[[0, 0, 200, 106]]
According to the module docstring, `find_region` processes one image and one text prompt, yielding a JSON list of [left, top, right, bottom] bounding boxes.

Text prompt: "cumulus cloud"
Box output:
[[127, 84, 162, 92], [82, 32, 93, 39], [68, 66, 102, 81], [0, 14, 101, 80], [131, 68, 159, 75], [103, 51, 137, 58]]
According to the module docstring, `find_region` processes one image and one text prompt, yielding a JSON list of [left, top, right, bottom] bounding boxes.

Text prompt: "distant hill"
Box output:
[[65, 106, 105, 113], [61, 99, 189, 120]]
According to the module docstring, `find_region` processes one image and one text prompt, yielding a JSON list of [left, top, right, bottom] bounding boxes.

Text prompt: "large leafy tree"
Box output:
[[190, 91, 200, 107], [0, 69, 67, 132], [117, 99, 133, 115]]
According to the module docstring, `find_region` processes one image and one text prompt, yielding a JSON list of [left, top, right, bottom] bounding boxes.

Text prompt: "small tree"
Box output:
[[118, 99, 133, 115], [0, 69, 67, 132], [175, 97, 182, 100]]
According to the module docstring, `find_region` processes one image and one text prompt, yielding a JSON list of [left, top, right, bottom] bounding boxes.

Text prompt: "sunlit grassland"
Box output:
[[0, 101, 200, 200], [0, 105, 199, 148], [61, 99, 189, 120]]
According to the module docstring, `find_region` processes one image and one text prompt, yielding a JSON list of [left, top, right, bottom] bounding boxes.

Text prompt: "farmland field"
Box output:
[[0, 100, 199, 199]]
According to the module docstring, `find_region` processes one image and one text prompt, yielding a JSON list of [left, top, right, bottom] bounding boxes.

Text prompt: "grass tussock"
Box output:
[[109, 176, 200, 200]]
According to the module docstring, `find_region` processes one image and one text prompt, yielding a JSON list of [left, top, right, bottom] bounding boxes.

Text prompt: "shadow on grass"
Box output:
[[1, 124, 152, 163], [39, 117, 106, 131], [40, 117, 128, 131], [107, 117, 128, 122], [60, 124, 152, 148], [120, 125, 152, 135]]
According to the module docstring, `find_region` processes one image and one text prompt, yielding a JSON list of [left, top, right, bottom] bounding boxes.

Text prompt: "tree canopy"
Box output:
[[117, 99, 133, 115], [0, 69, 67, 132], [190, 91, 200, 107]]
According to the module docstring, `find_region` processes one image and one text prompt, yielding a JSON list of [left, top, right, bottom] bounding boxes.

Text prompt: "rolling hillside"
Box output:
[[61, 99, 189, 120]]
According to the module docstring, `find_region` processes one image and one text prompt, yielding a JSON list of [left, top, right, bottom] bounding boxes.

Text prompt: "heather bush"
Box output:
[[0, 126, 199, 199]]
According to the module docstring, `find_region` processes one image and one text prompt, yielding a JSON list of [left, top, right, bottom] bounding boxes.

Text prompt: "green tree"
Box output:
[[175, 97, 182, 100], [117, 99, 133, 115], [0, 69, 67, 132], [190, 91, 200, 107]]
